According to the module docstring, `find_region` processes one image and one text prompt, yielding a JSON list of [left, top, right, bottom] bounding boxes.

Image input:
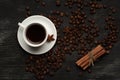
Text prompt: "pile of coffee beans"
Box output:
[[25, 48, 65, 79], [24, 0, 119, 80]]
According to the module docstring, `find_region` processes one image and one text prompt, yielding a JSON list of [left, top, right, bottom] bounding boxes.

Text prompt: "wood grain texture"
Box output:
[[0, 0, 120, 80]]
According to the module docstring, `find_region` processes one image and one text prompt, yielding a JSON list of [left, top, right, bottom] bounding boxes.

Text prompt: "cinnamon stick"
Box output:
[[83, 49, 106, 70], [76, 45, 103, 66], [81, 49, 104, 68], [76, 45, 106, 70]]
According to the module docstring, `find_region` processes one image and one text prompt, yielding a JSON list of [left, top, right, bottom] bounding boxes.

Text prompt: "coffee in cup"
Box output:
[[26, 23, 46, 44], [18, 22, 48, 47]]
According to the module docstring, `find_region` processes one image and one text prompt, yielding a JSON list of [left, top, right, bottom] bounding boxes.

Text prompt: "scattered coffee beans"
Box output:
[[24, 0, 119, 79]]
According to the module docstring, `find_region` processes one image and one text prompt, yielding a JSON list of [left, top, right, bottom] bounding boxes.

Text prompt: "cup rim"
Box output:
[[23, 23, 48, 47]]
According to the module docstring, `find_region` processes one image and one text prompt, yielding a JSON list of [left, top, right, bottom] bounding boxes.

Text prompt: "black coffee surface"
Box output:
[[26, 23, 46, 43]]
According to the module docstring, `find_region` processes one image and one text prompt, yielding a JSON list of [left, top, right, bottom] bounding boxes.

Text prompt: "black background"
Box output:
[[0, 0, 120, 80]]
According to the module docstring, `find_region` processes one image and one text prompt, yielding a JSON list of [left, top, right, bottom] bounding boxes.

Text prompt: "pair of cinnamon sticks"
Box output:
[[76, 45, 106, 70]]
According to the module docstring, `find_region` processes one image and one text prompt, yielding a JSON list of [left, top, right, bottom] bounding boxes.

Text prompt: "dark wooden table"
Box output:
[[0, 0, 120, 80]]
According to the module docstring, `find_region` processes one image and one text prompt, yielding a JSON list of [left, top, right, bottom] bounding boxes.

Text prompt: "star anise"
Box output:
[[47, 34, 55, 42]]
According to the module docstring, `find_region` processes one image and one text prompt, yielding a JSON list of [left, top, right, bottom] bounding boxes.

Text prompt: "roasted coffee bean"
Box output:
[[25, 6, 30, 11], [64, 2, 68, 6], [103, 5, 107, 9], [60, 12, 64, 17], [66, 66, 71, 72], [90, 9, 96, 14], [112, 8, 116, 13], [91, 20, 95, 24], [87, 69, 92, 73], [29, 56, 33, 60], [41, 2, 46, 7], [110, 7, 116, 13], [26, 11, 31, 16], [108, 45, 112, 49], [25, 67, 29, 72], [106, 50, 110, 54], [56, 0, 61, 6]]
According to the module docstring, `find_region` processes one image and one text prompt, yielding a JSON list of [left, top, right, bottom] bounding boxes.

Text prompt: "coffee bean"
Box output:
[[25, 67, 29, 72], [66, 66, 71, 72], [56, 0, 61, 6], [108, 45, 112, 49], [110, 7, 116, 13], [25, 6, 30, 11], [27, 11, 31, 16], [103, 5, 107, 9], [29, 56, 33, 60], [106, 50, 110, 54], [60, 12, 64, 17], [112, 8, 116, 13], [90, 9, 96, 14], [91, 4, 95, 8], [64, 2, 68, 6], [41, 2, 46, 7], [87, 69, 92, 73]]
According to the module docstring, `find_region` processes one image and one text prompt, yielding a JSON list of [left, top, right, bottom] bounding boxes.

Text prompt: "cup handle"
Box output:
[[18, 22, 24, 29]]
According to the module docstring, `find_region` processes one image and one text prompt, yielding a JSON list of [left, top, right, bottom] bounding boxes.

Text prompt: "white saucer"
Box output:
[[17, 15, 57, 55]]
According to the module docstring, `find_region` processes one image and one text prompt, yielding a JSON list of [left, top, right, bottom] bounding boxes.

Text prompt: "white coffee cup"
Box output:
[[18, 22, 48, 47]]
